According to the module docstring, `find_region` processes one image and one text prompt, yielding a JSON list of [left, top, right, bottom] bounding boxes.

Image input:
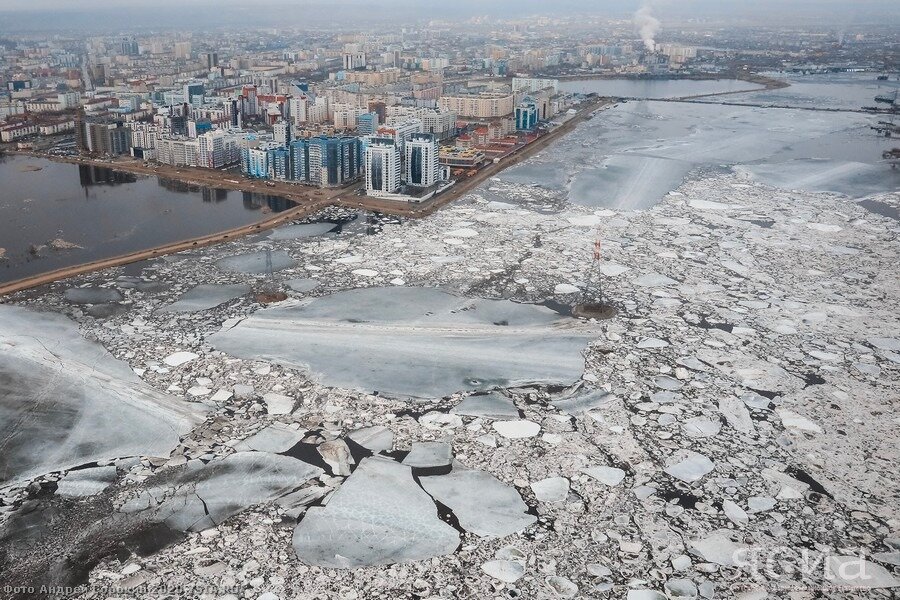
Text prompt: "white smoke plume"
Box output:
[[634, 4, 661, 53]]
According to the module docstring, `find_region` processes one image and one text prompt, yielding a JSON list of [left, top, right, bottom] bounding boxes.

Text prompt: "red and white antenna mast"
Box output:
[[592, 225, 603, 305]]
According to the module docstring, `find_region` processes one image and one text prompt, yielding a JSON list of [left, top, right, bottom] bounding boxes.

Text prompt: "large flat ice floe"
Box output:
[[292, 456, 459, 567], [209, 287, 597, 398], [215, 250, 297, 274], [0, 305, 204, 485], [420, 467, 537, 537], [156, 283, 251, 313]]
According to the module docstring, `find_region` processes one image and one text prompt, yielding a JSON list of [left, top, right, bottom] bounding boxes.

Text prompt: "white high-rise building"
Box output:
[[365, 138, 401, 197], [198, 129, 226, 168], [333, 107, 360, 129], [174, 41, 192, 60], [421, 110, 457, 141], [274, 120, 291, 146], [404, 133, 439, 189], [57, 91, 81, 109], [511, 77, 559, 95], [289, 95, 309, 126], [342, 44, 366, 70]]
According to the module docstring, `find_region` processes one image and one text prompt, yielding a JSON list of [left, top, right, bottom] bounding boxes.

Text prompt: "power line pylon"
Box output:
[[586, 225, 603, 306]]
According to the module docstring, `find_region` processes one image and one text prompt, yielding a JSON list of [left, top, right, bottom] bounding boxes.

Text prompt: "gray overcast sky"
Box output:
[[0, 0, 897, 30], [0, 0, 897, 11]]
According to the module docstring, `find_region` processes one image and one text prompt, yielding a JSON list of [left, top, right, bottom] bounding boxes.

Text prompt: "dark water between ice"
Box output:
[[0, 155, 296, 283]]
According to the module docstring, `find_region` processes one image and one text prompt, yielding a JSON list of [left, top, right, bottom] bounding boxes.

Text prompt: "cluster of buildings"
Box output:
[[2, 15, 895, 190], [5, 63, 569, 200], [1, 29, 587, 200], [238, 118, 442, 199]]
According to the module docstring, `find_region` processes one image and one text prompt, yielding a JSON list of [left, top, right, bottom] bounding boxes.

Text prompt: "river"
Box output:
[[496, 76, 898, 211], [0, 155, 295, 283]]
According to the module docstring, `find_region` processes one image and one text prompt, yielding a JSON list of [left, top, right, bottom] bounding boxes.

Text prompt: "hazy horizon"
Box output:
[[0, 0, 898, 32]]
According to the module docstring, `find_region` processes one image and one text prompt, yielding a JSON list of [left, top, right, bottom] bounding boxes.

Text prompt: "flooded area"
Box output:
[[0, 155, 296, 283]]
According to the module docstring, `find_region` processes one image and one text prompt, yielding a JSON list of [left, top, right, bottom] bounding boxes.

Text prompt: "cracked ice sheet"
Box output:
[[420, 467, 536, 537], [131, 452, 322, 532], [293, 456, 459, 568], [208, 287, 598, 398], [0, 305, 205, 485], [215, 250, 297, 274]]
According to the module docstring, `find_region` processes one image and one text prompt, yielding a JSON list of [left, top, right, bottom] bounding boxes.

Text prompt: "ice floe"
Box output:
[[157, 284, 251, 313], [0, 306, 203, 485], [208, 287, 597, 398], [293, 456, 459, 567], [420, 467, 536, 537]]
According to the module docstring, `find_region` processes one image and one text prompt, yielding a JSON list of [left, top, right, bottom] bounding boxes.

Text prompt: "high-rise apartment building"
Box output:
[[365, 138, 401, 197], [274, 120, 292, 146], [197, 129, 225, 169], [404, 133, 439, 189], [342, 44, 366, 70], [119, 37, 139, 56], [80, 120, 131, 156], [356, 112, 379, 135], [289, 136, 363, 187], [515, 98, 538, 131], [174, 41, 192, 60], [182, 81, 204, 105], [271, 147, 291, 180], [421, 110, 457, 141], [511, 77, 559, 95], [228, 98, 242, 129], [333, 107, 360, 129], [289, 95, 309, 125], [376, 119, 422, 155], [244, 144, 275, 178]]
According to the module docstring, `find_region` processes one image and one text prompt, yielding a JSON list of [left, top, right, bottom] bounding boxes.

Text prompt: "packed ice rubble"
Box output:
[[0, 171, 897, 598]]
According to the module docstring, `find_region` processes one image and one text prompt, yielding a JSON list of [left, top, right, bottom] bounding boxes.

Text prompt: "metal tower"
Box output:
[[264, 246, 276, 292], [583, 225, 604, 306]]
